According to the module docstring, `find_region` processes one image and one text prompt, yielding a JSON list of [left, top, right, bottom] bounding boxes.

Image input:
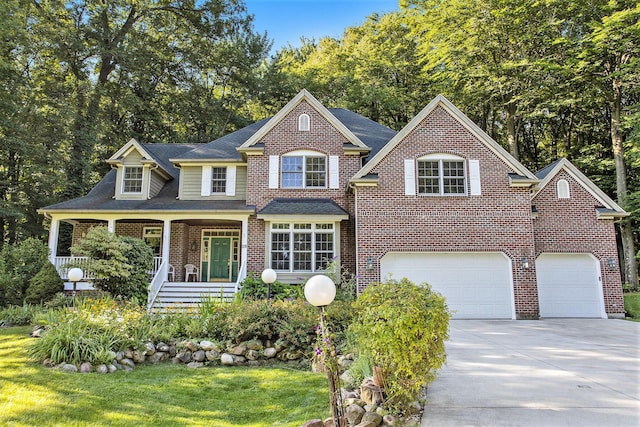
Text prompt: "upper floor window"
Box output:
[[298, 114, 310, 131], [270, 223, 334, 272], [211, 167, 227, 194], [417, 155, 466, 195], [123, 166, 143, 193], [556, 179, 570, 199], [282, 153, 326, 188]]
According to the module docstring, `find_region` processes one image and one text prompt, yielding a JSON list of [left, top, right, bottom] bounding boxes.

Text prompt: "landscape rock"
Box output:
[[302, 419, 324, 427], [264, 347, 277, 358], [107, 364, 117, 373], [231, 343, 247, 355], [192, 350, 206, 362], [382, 414, 397, 426], [157, 342, 170, 352], [145, 342, 156, 355], [220, 353, 235, 365], [245, 349, 259, 361], [345, 403, 366, 426], [360, 411, 383, 426], [62, 363, 78, 373], [124, 349, 134, 359], [205, 350, 219, 361], [96, 364, 108, 374], [199, 340, 217, 351], [120, 358, 135, 369], [79, 362, 92, 373], [115, 351, 125, 361], [184, 341, 198, 352], [148, 352, 167, 364], [177, 351, 192, 363], [132, 350, 146, 363], [245, 339, 263, 351]]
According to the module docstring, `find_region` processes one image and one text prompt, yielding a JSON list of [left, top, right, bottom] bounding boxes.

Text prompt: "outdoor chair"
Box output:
[[167, 264, 175, 281], [184, 264, 199, 282]]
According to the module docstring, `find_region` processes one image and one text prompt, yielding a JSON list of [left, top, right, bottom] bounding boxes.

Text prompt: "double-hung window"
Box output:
[[417, 155, 466, 195], [282, 154, 326, 188], [123, 166, 143, 193], [270, 223, 334, 272], [211, 167, 227, 194]]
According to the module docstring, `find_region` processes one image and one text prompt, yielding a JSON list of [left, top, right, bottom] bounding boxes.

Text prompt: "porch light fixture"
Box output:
[[67, 267, 83, 305], [521, 257, 530, 269], [190, 240, 198, 252], [607, 258, 617, 270], [366, 257, 374, 271], [261, 268, 277, 302], [304, 275, 343, 427]]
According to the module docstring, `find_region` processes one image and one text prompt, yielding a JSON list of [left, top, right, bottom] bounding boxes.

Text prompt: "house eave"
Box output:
[[257, 214, 349, 222], [509, 175, 540, 188], [349, 177, 380, 187]]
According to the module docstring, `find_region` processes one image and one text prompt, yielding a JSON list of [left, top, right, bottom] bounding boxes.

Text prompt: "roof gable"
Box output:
[[107, 138, 174, 179], [352, 95, 537, 181], [238, 89, 369, 151], [533, 158, 627, 216]]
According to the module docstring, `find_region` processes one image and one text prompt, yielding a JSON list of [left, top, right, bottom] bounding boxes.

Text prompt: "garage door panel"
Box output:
[[536, 253, 604, 318], [381, 252, 513, 319]]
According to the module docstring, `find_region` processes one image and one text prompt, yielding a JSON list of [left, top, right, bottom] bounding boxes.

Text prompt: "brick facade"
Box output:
[[532, 170, 624, 316]]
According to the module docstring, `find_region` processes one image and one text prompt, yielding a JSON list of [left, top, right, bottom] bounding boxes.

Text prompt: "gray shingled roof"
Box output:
[[258, 198, 349, 217], [534, 159, 563, 179], [329, 108, 397, 158]]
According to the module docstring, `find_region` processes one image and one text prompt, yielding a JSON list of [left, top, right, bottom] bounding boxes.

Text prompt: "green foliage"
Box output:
[[238, 272, 302, 301], [323, 257, 357, 302], [0, 239, 49, 307], [70, 227, 151, 301], [0, 304, 45, 327], [349, 277, 450, 412], [24, 262, 64, 305], [623, 293, 640, 321]]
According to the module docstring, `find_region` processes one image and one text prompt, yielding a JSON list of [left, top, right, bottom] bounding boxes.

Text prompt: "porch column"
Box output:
[[240, 217, 248, 281], [107, 219, 116, 233], [162, 219, 171, 280], [47, 217, 60, 261]]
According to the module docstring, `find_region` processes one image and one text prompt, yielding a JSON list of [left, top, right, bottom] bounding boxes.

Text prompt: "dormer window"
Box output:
[[298, 114, 310, 131], [123, 166, 143, 193], [557, 179, 570, 199]]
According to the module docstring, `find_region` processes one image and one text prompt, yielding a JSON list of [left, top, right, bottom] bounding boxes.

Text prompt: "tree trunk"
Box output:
[[610, 78, 638, 287], [505, 102, 519, 160]]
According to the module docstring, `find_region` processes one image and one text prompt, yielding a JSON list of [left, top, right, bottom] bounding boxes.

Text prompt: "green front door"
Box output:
[[209, 238, 231, 281]]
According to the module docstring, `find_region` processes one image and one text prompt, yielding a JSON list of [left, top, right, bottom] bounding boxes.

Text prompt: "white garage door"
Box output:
[[536, 253, 605, 318], [380, 252, 514, 319]]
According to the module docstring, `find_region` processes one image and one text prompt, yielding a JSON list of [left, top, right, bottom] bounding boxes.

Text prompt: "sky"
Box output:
[[244, 0, 399, 54]]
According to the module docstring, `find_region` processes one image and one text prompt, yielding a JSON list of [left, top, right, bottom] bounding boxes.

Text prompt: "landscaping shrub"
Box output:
[[349, 277, 450, 413], [238, 273, 302, 301], [0, 304, 44, 327], [24, 262, 64, 304], [70, 227, 152, 301], [0, 238, 49, 307]]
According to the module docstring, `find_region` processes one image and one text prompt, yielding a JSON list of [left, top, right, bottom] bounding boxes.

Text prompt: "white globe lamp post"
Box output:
[[67, 267, 84, 306], [304, 274, 343, 426], [261, 268, 277, 302]]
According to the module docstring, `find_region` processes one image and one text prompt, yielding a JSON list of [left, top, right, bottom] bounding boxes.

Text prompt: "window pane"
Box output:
[[293, 233, 312, 271], [442, 161, 466, 194], [315, 233, 334, 270], [305, 157, 326, 187], [271, 233, 290, 270], [123, 167, 143, 193], [282, 157, 303, 188], [418, 160, 440, 194], [211, 167, 227, 193]]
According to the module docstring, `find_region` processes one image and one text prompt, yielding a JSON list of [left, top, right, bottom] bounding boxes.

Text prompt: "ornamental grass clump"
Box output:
[[349, 277, 451, 413]]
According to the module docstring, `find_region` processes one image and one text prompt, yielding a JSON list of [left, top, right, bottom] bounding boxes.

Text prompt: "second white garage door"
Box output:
[[536, 253, 605, 318], [380, 252, 514, 319]]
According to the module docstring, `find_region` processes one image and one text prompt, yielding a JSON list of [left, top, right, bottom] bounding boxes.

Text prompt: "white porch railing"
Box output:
[[147, 259, 168, 310], [53, 256, 163, 281]]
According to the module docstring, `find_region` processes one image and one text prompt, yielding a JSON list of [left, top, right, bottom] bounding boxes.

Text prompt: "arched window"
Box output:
[[415, 153, 467, 195], [298, 114, 310, 131], [556, 179, 570, 199]]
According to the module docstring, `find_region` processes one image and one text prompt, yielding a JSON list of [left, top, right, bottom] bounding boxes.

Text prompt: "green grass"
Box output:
[[624, 292, 640, 322], [0, 326, 329, 426]]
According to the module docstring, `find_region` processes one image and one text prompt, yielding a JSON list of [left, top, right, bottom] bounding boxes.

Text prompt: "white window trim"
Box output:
[[281, 151, 327, 189], [269, 222, 335, 273], [122, 166, 144, 194], [557, 179, 570, 199], [201, 166, 236, 196], [298, 114, 310, 131], [416, 154, 468, 196], [211, 166, 227, 195]]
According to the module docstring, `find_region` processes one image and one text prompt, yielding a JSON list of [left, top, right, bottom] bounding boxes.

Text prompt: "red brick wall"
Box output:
[[355, 106, 539, 318], [245, 101, 360, 276], [532, 170, 624, 316]]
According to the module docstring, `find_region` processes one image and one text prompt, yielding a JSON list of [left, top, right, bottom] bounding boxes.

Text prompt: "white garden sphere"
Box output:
[[261, 268, 277, 284], [304, 275, 336, 307], [68, 267, 84, 283]]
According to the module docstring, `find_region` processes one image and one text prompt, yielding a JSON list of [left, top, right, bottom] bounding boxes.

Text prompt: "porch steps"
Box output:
[[150, 281, 238, 313]]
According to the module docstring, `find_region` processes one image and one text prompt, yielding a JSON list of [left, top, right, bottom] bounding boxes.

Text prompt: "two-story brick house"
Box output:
[[39, 90, 627, 318]]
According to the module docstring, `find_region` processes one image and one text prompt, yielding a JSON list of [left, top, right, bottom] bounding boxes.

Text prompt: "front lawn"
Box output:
[[624, 292, 640, 321], [0, 326, 328, 426]]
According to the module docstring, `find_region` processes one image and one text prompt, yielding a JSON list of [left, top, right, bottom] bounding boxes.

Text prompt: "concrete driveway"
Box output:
[[421, 319, 640, 427]]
